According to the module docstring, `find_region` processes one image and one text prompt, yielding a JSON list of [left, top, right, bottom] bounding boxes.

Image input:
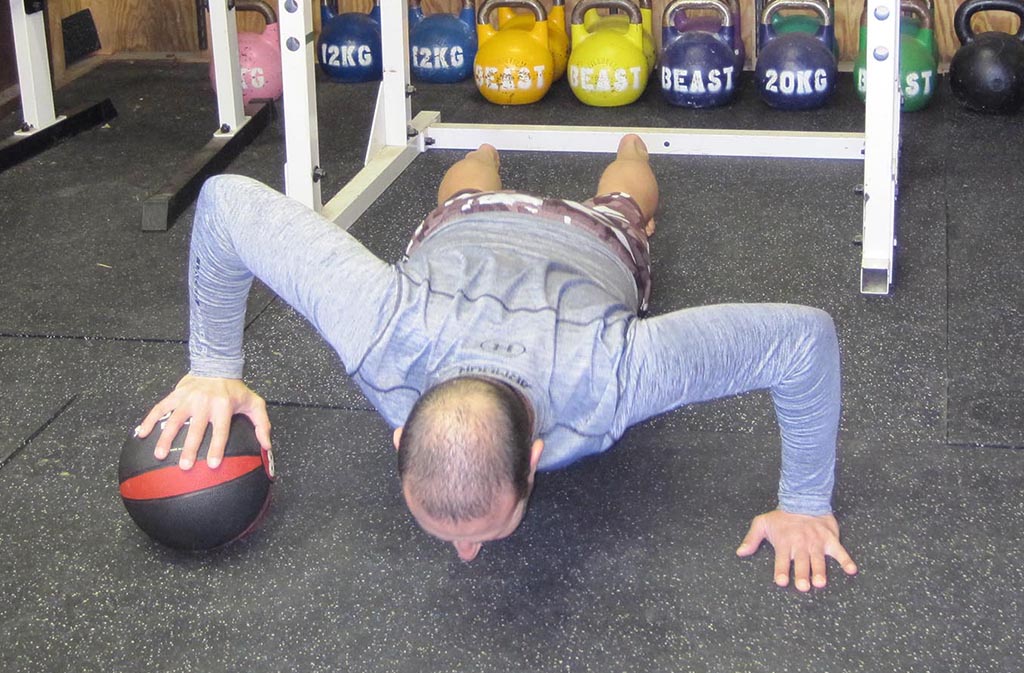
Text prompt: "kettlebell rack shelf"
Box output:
[[277, 0, 901, 295]]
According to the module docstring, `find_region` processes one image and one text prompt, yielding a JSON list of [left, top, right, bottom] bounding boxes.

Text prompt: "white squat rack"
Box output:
[[2, 1, 117, 172], [275, 0, 901, 295]]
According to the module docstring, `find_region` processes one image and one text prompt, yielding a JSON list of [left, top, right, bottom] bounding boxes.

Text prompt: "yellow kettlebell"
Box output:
[[475, 0, 554, 104], [582, 0, 657, 72], [569, 0, 650, 106], [496, 0, 569, 81], [548, 0, 569, 81]]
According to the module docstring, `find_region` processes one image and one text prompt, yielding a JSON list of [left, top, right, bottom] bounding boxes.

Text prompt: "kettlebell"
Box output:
[[475, 0, 555, 104], [496, 0, 570, 81], [900, 0, 938, 58], [854, 0, 937, 112], [582, 0, 657, 72], [568, 0, 650, 106], [550, 0, 570, 80], [317, 0, 383, 83], [755, 0, 838, 110], [660, 0, 742, 108], [771, 7, 831, 41], [208, 0, 283, 115], [949, 0, 1024, 113], [759, 0, 839, 58], [409, 0, 477, 83], [672, 0, 745, 66]]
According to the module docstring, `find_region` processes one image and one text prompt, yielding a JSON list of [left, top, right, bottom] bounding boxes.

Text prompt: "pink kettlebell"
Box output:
[[209, 0, 283, 114]]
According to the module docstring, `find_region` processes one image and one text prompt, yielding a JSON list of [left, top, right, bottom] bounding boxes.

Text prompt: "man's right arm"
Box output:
[[140, 175, 397, 467], [188, 174, 396, 379]]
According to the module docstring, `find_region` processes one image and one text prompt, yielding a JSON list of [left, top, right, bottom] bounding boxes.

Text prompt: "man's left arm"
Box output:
[[617, 303, 857, 590]]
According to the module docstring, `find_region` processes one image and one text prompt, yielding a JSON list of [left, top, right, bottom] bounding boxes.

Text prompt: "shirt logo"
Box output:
[[479, 340, 526, 357]]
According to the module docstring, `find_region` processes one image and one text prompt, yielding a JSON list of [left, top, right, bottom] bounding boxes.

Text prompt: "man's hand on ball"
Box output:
[[136, 374, 272, 470]]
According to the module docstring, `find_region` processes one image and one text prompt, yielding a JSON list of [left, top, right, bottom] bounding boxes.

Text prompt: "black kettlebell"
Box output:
[[949, 0, 1024, 113]]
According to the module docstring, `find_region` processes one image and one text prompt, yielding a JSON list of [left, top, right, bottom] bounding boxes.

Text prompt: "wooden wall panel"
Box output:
[[39, 0, 1024, 67], [70, 0, 199, 53], [339, 0, 1020, 64], [1, 0, 17, 90]]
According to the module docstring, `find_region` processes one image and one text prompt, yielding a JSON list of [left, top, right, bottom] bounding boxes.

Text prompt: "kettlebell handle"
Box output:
[[571, 0, 643, 25], [478, 0, 547, 25], [232, 0, 277, 24], [900, 0, 933, 29], [954, 0, 1024, 44], [760, 0, 832, 27], [664, 0, 734, 28], [409, 0, 474, 8]]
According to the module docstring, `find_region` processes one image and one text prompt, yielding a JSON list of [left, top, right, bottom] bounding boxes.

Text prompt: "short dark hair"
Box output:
[[397, 377, 533, 523]]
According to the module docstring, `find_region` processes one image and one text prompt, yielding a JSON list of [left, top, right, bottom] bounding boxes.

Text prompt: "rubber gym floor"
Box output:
[[1, 61, 1022, 673]]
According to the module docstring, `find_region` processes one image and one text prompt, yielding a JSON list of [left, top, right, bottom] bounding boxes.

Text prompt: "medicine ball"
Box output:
[[118, 415, 275, 551]]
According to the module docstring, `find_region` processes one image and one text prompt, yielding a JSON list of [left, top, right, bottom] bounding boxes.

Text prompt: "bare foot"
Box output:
[[616, 134, 656, 237], [617, 133, 648, 161], [467, 143, 500, 170], [437, 143, 502, 204]]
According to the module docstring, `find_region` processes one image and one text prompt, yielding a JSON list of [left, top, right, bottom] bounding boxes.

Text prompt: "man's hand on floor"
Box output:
[[736, 510, 858, 592]]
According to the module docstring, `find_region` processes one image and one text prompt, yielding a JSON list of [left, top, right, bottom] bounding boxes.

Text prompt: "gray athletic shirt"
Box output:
[[189, 175, 841, 516]]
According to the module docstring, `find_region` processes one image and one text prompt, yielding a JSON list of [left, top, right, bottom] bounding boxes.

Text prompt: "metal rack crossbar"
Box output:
[[276, 0, 900, 295]]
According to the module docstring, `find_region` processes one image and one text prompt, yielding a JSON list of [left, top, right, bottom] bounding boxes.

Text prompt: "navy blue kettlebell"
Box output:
[[755, 0, 838, 110], [673, 0, 745, 66], [317, 0, 383, 83], [660, 0, 743, 108], [409, 0, 478, 83]]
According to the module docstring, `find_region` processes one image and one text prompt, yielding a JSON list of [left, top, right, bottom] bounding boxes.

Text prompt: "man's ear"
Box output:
[[529, 438, 544, 470], [393, 426, 403, 451]]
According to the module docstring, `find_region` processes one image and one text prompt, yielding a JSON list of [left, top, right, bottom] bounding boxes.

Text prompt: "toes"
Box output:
[[617, 134, 649, 161]]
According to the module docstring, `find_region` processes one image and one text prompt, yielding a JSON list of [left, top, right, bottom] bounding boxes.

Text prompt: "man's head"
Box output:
[[394, 377, 544, 561]]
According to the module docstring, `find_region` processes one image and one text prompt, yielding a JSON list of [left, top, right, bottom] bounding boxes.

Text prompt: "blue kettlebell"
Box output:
[[673, 0, 744, 66], [409, 0, 477, 83], [317, 0, 383, 83], [755, 0, 838, 110], [660, 0, 743, 108]]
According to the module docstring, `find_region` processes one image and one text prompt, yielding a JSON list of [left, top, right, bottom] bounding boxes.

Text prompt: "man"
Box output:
[[137, 135, 857, 591]]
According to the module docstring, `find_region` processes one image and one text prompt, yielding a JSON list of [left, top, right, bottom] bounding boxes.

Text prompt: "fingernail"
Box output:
[[180, 457, 193, 470], [797, 580, 810, 591], [133, 426, 142, 437], [775, 574, 788, 585], [208, 456, 220, 469]]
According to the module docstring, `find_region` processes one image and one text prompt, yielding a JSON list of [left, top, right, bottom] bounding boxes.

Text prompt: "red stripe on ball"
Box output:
[[119, 456, 263, 500]]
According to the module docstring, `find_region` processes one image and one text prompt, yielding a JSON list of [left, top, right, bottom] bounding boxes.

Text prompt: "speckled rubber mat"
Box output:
[[1, 61, 1022, 673]]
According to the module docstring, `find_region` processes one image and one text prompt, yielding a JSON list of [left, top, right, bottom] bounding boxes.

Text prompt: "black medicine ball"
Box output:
[[118, 415, 275, 551]]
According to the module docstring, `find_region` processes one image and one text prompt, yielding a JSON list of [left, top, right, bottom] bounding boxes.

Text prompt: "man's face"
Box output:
[[403, 483, 529, 562]]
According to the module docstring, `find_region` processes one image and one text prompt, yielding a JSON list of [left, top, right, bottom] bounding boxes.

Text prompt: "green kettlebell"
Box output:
[[763, 0, 840, 58], [854, 0, 937, 112], [903, 0, 939, 64]]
